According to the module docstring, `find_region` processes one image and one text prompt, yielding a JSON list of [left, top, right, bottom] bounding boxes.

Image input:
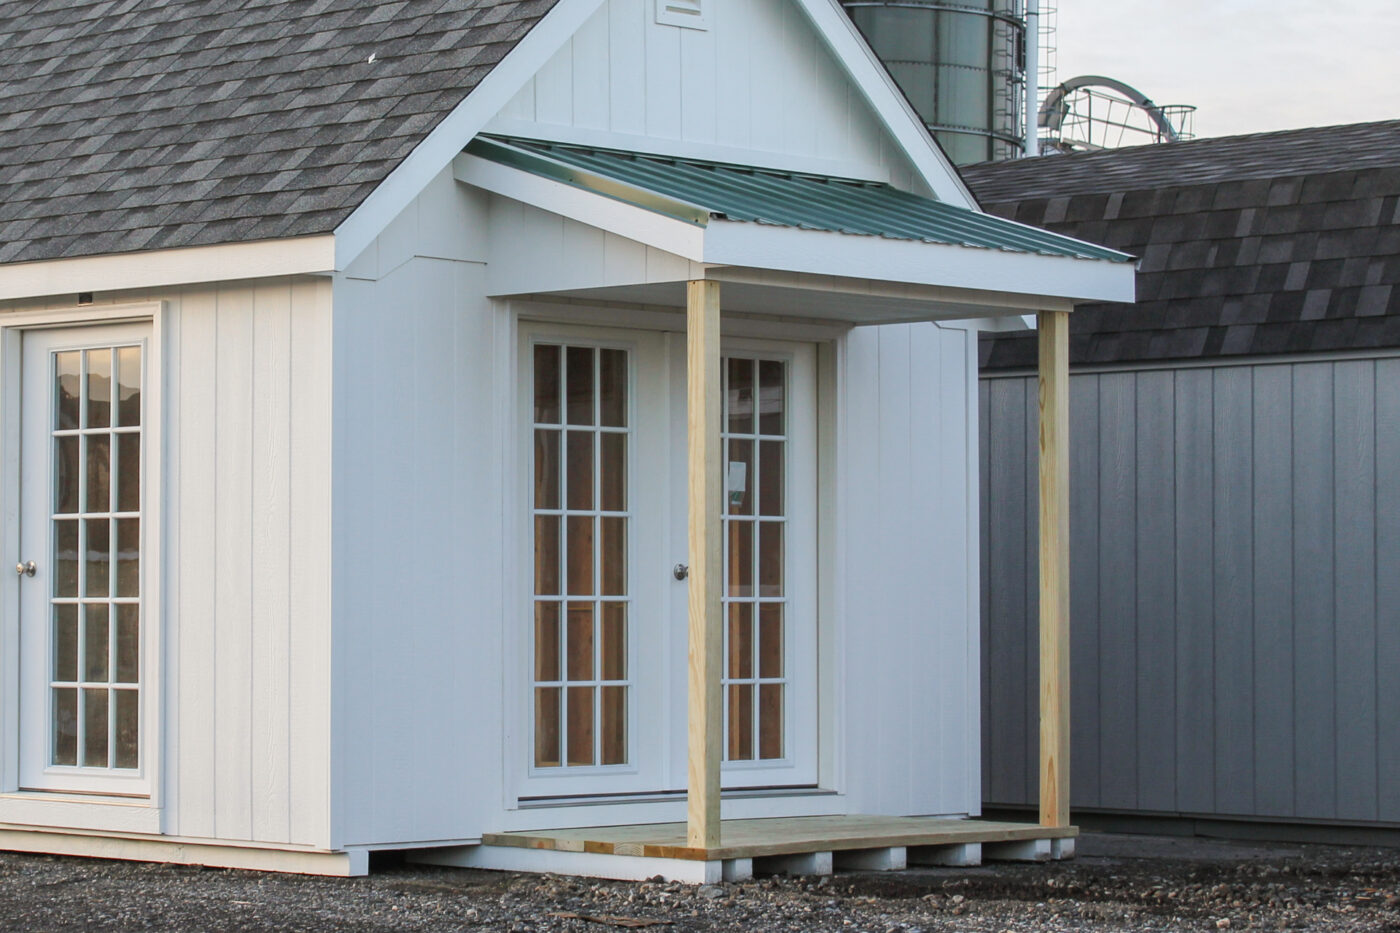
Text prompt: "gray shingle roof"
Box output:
[[0, 0, 560, 265], [960, 120, 1400, 368]]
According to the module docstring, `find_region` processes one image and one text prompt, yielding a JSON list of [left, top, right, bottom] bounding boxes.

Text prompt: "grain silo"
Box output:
[[842, 0, 1032, 165]]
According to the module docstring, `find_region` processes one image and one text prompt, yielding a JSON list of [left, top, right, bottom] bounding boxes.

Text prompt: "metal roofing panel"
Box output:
[[469, 136, 1132, 264]]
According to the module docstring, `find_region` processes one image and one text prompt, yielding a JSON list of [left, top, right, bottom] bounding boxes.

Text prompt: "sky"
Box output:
[[1053, 0, 1400, 139]]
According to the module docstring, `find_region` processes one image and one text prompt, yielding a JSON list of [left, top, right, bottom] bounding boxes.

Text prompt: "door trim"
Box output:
[[0, 302, 165, 817]]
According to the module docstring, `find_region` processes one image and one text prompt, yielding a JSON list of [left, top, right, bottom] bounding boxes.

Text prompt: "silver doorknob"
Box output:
[[15, 561, 35, 577], [673, 563, 689, 580]]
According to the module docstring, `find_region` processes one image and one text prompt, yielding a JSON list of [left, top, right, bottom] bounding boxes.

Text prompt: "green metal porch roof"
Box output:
[[466, 135, 1133, 264]]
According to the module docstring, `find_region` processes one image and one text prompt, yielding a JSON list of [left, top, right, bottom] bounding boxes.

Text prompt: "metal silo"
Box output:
[[842, 0, 1030, 165]]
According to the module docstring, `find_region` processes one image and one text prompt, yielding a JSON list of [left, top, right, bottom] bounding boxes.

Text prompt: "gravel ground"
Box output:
[[0, 834, 1397, 931]]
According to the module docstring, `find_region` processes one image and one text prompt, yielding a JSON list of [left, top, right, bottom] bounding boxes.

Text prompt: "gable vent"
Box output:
[[656, 0, 708, 30]]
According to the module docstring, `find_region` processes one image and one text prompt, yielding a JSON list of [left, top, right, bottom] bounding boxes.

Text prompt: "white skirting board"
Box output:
[[0, 829, 368, 876]]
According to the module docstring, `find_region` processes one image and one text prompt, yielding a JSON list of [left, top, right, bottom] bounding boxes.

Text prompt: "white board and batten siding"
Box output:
[[485, 0, 930, 191], [0, 280, 335, 850], [840, 322, 982, 819]]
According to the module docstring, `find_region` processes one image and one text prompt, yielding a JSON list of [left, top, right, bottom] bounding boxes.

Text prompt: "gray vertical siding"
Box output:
[[980, 356, 1400, 825]]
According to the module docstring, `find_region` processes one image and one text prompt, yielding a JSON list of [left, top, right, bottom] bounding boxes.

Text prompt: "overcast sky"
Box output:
[[1053, 0, 1400, 139]]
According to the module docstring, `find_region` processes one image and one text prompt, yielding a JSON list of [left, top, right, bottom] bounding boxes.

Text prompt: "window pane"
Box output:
[[55, 436, 78, 513], [566, 602, 594, 681], [85, 518, 110, 598], [116, 346, 141, 427], [600, 685, 627, 765], [600, 517, 626, 597], [534, 601, 560, 682], [726, 439, 753, 515], [53, 604, 78, 682], [534, 687, 561, 767], [53, 519, 78, 598], [566, 431, 594, 510], [82, 688, 109, 767], [533, 516, 560, 595], [115, 603, 139, 684], [55, 352, 80, 430], [566, 686, 595, 766], [758, 359, 785, 435], [114, 689, 139, 769], [85, 349, 112, 429], [600, 433, 626, 512], [727, 602, 753, 679], [566, 516, 594, 595], [566, 346, 594, 426], [116, 518, 139, 597], [759, 604, 783, 679], [533, 345, 561, 424], [84, 604, 109, 683], [759, 441, 784, 517], [726, 357, 754, 435], [726, 520, 753, 597], [85, 435, 110, 514], [600, 602, 626, 680], [727, 684, 753, 761], [759, 522, 784, 597], [759, 684, 784, 760], [53, 688, 77, 766], [116, 433, 140, 514], [599, 349, 627, 427], [534, 430, 560, 510]]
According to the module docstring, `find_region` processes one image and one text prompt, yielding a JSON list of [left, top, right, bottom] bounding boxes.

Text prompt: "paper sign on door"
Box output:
[[727, 461, 747, 507]]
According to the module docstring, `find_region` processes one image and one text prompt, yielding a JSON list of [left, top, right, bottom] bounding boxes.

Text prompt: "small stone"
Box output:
[[950, 894, 966, 905], [698, 885, 724, 900], [1216, 919, 1231, 929]]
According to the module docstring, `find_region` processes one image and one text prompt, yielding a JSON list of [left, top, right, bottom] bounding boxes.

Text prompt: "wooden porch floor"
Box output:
[[482, 815, 1076, 862]]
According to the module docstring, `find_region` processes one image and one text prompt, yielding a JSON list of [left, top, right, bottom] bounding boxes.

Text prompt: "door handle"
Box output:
[[673, 563, 689, 581], [15, 561, 35, 577]]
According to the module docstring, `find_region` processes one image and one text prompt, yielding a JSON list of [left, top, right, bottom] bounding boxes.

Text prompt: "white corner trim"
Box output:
[[704, 221, 1136, 304], [0, 236, 336, 303], [454, 153, 707, 261], [791, 0, 977, 209], [332, 0, 609, 270]]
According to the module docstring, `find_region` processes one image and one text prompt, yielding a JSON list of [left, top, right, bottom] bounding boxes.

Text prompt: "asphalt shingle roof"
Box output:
[[960, 120, 1400, 368], [0, 0, 560, 265]]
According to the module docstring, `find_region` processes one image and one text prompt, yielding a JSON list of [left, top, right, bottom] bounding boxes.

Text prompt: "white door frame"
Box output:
[[509, 314, 822, 803], [0, 304, 164, 810]]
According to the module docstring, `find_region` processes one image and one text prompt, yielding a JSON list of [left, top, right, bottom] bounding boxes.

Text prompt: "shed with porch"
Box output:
[[0, 0, 1132, 878]]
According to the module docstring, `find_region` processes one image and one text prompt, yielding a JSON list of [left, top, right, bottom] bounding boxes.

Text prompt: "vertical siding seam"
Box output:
[[284, 281, 295, 842], [248, 294, 257, 834], [1330, 365, 1339, 820], [1246, 369, 1256, 813], [211, 294, 221, 837], [1374, 361, 1382, 822], [1289, 368, 1298, 818]]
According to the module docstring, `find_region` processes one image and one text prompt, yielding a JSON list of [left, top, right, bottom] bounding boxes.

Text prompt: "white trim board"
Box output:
[[0, 238, 334, 304]]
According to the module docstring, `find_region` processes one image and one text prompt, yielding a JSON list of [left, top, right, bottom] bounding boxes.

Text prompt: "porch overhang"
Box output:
[[454, 135, 1136, 323]]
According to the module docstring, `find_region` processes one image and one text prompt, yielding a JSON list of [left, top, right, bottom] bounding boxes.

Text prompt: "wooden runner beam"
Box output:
[[686, 279, 723, 849], [1038, 309, 1071, 828]]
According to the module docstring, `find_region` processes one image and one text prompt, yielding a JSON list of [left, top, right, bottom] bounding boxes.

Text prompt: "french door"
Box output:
[[520, 324, 816, 798], [18, 323, 152, 796]]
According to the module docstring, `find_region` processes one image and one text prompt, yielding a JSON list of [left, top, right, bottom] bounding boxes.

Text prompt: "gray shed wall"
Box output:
[[980, 354, 1400, 826]]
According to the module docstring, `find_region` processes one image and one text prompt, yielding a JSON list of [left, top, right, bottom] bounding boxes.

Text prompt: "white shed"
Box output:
[[0, 0, 1133, 879]]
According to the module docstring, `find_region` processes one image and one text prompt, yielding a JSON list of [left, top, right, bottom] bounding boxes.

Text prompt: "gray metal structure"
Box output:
[[842, 0, 1028, 165], [962, 121, 1400, 835]]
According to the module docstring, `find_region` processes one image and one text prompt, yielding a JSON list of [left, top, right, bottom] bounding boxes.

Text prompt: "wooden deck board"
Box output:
[[482, 816, 1077, 862]]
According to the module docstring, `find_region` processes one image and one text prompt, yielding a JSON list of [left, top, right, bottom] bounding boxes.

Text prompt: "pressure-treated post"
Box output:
[[686, 279, 723, 850], [1038, 309, 1071, 828]]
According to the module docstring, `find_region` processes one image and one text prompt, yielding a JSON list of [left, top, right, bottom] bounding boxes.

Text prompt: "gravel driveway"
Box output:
[[0, 833, 1396, 931]]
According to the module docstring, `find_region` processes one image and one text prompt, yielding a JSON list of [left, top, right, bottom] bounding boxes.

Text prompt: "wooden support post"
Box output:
[[1038, 309, 1071, 829], [686, 279, 723, 850]]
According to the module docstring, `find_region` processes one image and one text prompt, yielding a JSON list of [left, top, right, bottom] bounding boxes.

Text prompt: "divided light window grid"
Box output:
[[49, 346, 142, 771], [532, 344, 630, 769], [722, 356, 786, 762]]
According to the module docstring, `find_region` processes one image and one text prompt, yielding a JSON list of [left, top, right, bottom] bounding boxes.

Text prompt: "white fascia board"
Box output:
[[791, 0, 978, 209], [0, 235, 336, 303], [331, 0, 608, 270], [704, 222, 1137, 305], [454, 153, 706, 261]]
